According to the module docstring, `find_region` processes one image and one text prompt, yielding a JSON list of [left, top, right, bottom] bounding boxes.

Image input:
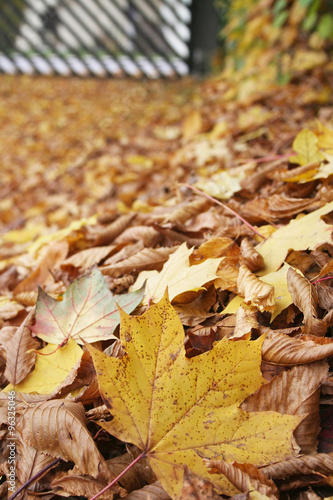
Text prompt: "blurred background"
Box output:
[[0, 0, 220, 77]]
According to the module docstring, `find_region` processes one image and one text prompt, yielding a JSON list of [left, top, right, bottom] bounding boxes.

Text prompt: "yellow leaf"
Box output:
[[281, 158, 333, 183], [88, 294, 302, 498], [290, 129, 324, 166], [257, 202, 333, 275], [5, 339, 83, 395], [260, 264, 293, 321], [196, 169, 245, 200], [27, 215, 97, 256], [129, 243, 224, 305], [1, 222, 46, 244], [316, 122, 333, 154]]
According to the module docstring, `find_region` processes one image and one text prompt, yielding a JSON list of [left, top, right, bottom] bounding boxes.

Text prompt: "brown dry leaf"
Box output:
[[237, 265, 275, 312], [103, 241, 145, 266], [243, 361, 328, 453], [16, 436, 57, 494], [114, 226, 161, 246], [13, 240, 69, 294], [126, 481, 171, 500], [107, 450, 156, 492], [287, 267, 327, 336], [92, 213, 135, 245], [215, 261, 239, 293], [179, 467, 221, 500], [261, 452, 333, 480], [262, 331, 333, 365], [163, 198, 211, 225], [101, 246, 178, 278], [51, 469, 114, 500], [174, 286, 217, 326], [233, 305, 258, 339], [316, 282, 333, 310], [2, 310, 40, 385], [206, 460, 278, 498], [187, 325, 218, 353], [190, 237, 240, 264], [18, 400, 115, 484], [240, 238, 264, 272], [61, 244, 118, 271]]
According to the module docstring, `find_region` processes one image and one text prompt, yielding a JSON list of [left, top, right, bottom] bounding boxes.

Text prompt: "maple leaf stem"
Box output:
[[89, 450, 146, 500], [8, 458, 60, 500], [179, 183, 266, 240], [33, 338, 69, 356]]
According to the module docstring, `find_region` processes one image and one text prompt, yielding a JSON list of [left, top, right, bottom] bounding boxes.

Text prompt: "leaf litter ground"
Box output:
[[0, 71, 333, 499]]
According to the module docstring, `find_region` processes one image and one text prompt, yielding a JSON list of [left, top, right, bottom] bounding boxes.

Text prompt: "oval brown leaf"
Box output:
[[3, 311, 40, 385], [164, 198, 211, 226], [262, 331, 333, 365], [243, 361, 328, 453], [51, 469, 116, 500], [93, 213, 135, 245], [126, 481, 171, 500], [18, 400, 112, 482], [261, 452, 333, 480], [17, 436, 56, 493], [287, 267, 327, 336], [114, 226, 161, 246], [101, 246, 178, 278], [240, 238, 264, 272]]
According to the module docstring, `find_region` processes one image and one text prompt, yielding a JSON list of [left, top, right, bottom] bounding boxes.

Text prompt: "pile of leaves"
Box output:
[[0, 30, 333, 499]]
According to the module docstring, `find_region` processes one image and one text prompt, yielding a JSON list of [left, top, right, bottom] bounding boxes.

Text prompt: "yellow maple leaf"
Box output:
[[290, 129, 324, 165], [88, 294, 302, 498], [257, 201, 333, 275], [129, 243, 224, 305], [5, 338, 83, 395]]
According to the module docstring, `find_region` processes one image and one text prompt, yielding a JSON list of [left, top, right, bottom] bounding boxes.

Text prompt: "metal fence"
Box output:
[[0, 0, 196, 78]]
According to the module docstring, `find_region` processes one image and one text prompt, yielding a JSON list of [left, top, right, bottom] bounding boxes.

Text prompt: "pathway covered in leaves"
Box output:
[[1, 65, 333, 499]]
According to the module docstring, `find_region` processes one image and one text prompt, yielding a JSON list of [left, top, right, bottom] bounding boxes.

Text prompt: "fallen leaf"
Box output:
[[31, 267, 144, 344], [5, 338, 83, 394], [206, 460, 278, 498], [262, 331, 333, 365], [88, 293, 302, 498], [2, 311, 39, 385], [237, 265, 275, 313], [257, 201, 333, 275], [290, 129, 324, 165], [223, 264, 293, 320], [18, 400, 114, 483], [27, 215, 97, 257], [242, 361, 328, 453], [287, 267, 327, 336], [129, 243, 224, 305]]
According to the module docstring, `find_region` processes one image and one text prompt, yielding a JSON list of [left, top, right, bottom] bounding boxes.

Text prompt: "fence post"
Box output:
[[188, 0, 220, 74]]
